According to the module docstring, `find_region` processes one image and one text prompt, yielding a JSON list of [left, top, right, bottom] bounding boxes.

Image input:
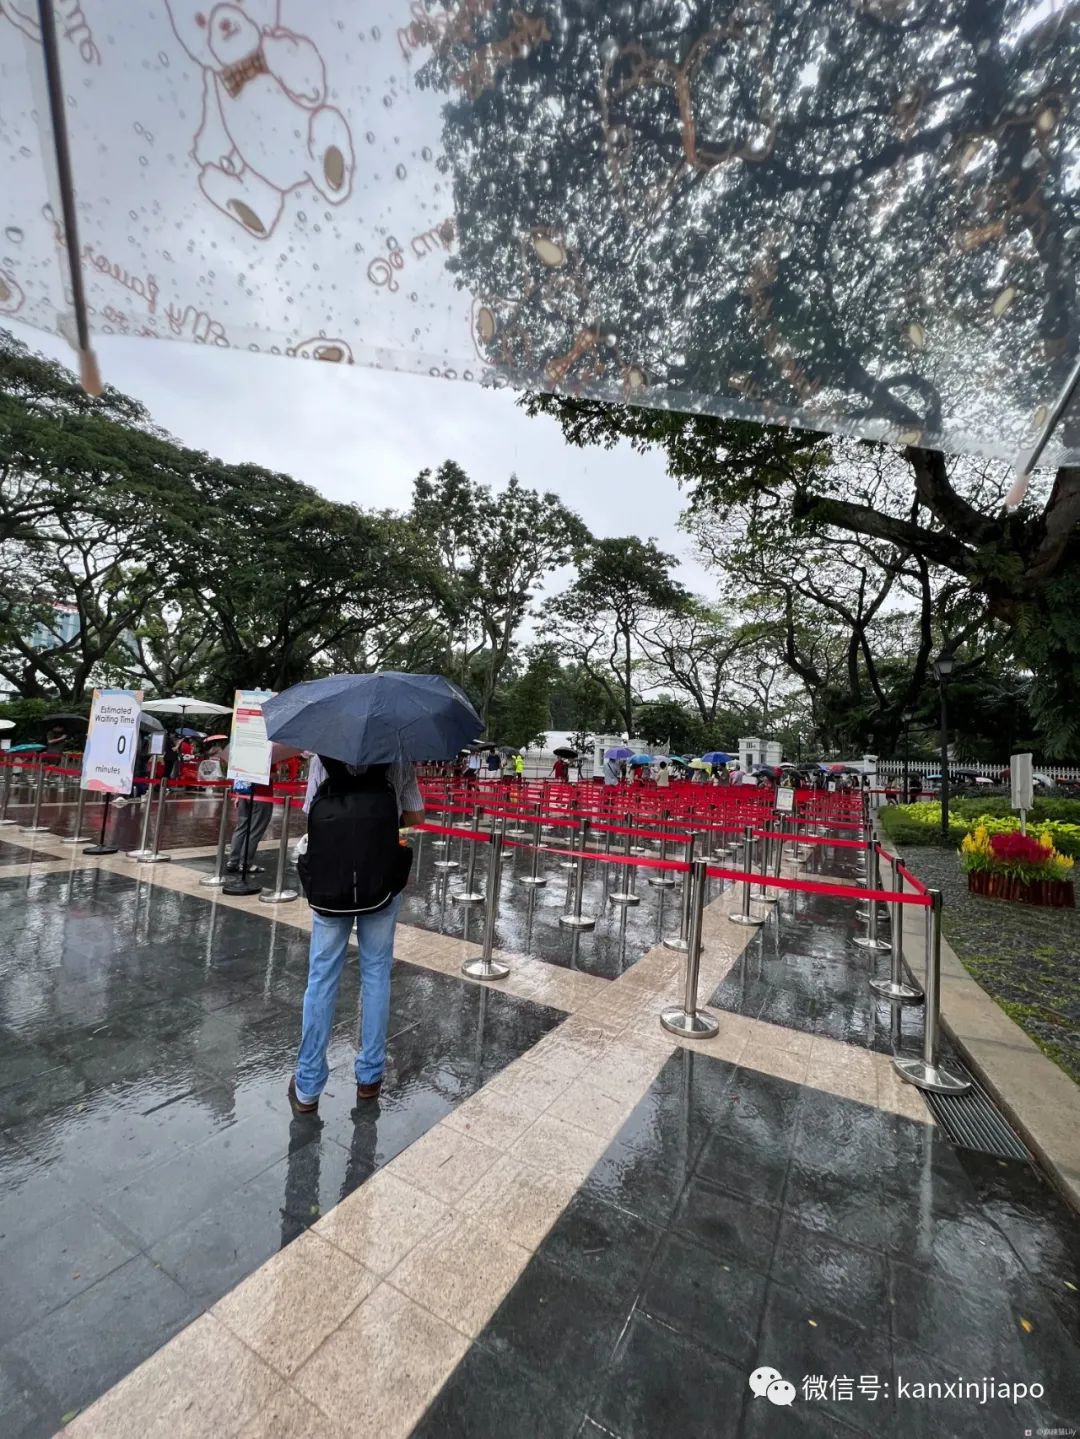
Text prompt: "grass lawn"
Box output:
[[901, 846, 1080, 1086]]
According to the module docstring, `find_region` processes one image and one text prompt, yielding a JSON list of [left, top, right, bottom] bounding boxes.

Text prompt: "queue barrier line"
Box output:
[[412, 820, 932, 906]]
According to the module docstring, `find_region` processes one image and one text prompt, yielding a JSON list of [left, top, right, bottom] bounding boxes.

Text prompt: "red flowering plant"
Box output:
[[985, 830, 1073, 881]]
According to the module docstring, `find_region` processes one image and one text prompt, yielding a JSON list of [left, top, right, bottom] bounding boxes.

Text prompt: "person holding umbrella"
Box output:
[[262, 672, 481, 1114]]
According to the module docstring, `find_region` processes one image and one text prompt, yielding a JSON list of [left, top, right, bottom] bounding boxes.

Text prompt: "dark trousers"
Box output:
[[228, 795, 273, 866]]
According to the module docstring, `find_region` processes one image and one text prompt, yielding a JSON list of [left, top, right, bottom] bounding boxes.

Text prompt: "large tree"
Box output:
[[542, 536, 686, 737], [409, 462, 588, 722]]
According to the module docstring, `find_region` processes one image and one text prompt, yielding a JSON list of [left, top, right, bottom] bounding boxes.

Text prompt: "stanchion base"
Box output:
[[0, 819, 17, 827], [433, 860, 460, 871], [61, 834, 87, 845], [892, 1055, 971, 1094], [519, 876, 547, 887], [222, 878, 262, 896], [660, 1006, 720, 1039], [82, 844, 118, 855], [200, 873, 228, 888], [259, 888, 299, 904], [852, 935, 890, 951], [663, 936, 690, 952], [559, 861, 576, 871], [127, 852, 171, 864], [869, 977, 924, 1004], [609, 892, 640, 906], [20, 826, 52, 834], [451, 891, 485, 904], [756, 893, 779, 906], [461, 956, 510, 981], [856, 907, 889, 923], [431, 840, 448, 850], [559, 914, 596, 930], [648, 876, 676, 889], [729, 912, 766, 927], [506, 828, 529, 839]]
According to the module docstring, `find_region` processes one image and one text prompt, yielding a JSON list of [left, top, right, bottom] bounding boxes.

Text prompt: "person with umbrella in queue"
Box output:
[[261, 673, 481, 1114]]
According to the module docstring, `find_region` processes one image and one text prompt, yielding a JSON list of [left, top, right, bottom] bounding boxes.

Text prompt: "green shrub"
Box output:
[[878, 801, 1080, 858], [0, 698, 86, 745]]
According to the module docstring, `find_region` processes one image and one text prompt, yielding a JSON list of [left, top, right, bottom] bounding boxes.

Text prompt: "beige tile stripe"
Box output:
[[12, 827, 930, 1437]]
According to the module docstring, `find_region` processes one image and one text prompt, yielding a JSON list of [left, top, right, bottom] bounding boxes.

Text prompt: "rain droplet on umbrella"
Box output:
[[4, 227, 24, 244]]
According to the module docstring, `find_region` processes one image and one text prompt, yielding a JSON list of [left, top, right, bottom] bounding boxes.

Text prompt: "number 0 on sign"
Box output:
[[81, 688, 143, 794]]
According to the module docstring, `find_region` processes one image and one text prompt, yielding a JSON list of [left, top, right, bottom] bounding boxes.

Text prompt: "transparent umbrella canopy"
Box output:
[[2, 1, 1079, 474]]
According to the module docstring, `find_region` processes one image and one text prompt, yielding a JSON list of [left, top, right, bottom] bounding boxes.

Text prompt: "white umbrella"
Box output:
[[0, 720, 14, 731], [143, 697, 233, 718]]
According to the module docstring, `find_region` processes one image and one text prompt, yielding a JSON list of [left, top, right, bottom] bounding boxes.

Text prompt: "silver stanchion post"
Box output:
[[520, 804, 547, 888], [462, 833, 510, 980], [560, 818, 596, 930], [610, 815, 641, 906], [729, 825, 766, 926], [0, 761, 16, 826], [201, 786, 233, 887], [128, 757, 159, 860], [433, 812, 460, 872], [870, 856, 923, 1004], [137, 772, 172, 864], [451, 811, 486, 897], [853, 840, 889, 950], [661, 859, 719, 1038], [664, 832, 696, 951], [756, 820, 779, 905], [62, 786, 88, 845], [893, 889, 970, 1093], [649, 810, 676, 888], [260, 798, 298, 904], [453, 806, 486, 903], [20, 761, 51, 833]]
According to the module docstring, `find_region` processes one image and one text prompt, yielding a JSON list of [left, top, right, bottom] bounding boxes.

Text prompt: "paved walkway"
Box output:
[[0, 806, 1077, 1438]]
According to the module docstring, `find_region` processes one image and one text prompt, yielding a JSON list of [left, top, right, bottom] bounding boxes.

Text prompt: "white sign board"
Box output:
[[227, 690, 275, 786], [149, 732, 165, 756], [81, 688, 142, 794], [775, 786, 795, 815], [1010, 753, 1033, 814]]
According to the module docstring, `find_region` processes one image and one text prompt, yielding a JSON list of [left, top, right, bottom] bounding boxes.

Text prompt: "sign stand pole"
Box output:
[[83, 794, 118, 855]]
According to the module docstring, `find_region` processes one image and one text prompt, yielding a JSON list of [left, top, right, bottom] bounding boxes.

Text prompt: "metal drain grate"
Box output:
[[923, 1056, 1031, 1161]]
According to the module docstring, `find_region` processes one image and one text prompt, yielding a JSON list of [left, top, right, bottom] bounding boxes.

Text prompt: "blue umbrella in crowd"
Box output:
[[605, 746, 634, 761], [629, 753, 653, 766], [262, 672, 482, 766], [701, 751, 730, 765]]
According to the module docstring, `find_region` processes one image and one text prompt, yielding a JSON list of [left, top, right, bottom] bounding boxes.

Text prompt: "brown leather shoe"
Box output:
[[288, 1076, 318, 1116], [356, 1078, 382, 1102]]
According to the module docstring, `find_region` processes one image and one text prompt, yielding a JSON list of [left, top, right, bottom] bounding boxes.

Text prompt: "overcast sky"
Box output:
[[10, 320, 716, 602]]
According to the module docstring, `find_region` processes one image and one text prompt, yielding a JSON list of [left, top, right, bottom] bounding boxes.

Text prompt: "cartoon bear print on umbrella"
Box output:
[[166, 0, 355, 239]]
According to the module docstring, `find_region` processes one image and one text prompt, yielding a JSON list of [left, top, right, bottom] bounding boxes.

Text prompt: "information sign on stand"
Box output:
[[82, 688, 142, 794], [1010, 753, 1033, 835], [149, 732, 165, 757], [227, 689, 275, 785], [775, 786, 795, 815]]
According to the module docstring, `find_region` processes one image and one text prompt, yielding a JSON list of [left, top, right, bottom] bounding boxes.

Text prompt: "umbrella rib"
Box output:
[[35, 0, 100, 394]]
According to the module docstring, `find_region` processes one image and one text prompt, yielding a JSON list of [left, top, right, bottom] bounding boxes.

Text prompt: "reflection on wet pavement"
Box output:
[[711, 845, 927, 1056], [0, 867, 563, 1436], [421, 1048, 1080, 1439]]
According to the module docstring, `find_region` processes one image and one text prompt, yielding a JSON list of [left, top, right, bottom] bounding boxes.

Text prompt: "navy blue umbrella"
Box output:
[[262, 672, 482, 766]]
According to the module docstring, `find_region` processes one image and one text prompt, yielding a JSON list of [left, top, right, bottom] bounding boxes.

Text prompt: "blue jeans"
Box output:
[[294, 894, 403, 1103]]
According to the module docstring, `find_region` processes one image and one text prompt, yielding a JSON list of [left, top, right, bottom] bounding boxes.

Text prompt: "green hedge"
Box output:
[[878, 801, 1080, 858]]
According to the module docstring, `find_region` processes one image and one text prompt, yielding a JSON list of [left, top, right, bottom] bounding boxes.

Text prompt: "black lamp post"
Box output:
[[900, 706, 915, 800], [932, 651, 956, 839]]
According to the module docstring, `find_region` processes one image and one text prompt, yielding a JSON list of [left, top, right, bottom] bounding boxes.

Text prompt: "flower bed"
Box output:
[[961, 827, 1075, 908]]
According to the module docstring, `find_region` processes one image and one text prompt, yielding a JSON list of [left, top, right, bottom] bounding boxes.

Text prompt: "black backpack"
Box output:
[[297, 759, 413, 918]]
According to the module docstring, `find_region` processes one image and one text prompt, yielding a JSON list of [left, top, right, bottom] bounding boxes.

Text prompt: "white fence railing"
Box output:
[[876, 758, 1080, 782]]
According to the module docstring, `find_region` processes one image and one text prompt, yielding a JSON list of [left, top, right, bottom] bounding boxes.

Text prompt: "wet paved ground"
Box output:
[[3, 807, 1080, 1438], [0, 867, 563, 1437], [711, 847, 926, 1058], [2, 790, 283, 850], [420, 1048, 1080, 1438]]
